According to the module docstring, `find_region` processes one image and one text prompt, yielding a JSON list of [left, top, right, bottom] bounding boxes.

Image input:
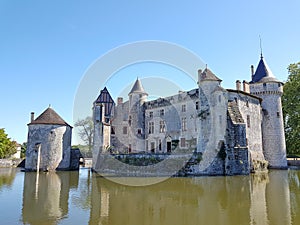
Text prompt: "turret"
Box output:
[[128, 78, 148, 152], [249, 55, 287, 169], [128, 78, 148, 107], [198, 68, 222, 94], [92, 87, 114, 169], [197, 67, 227, 160]]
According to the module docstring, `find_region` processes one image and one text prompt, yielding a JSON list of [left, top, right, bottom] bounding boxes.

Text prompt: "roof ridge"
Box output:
[[28, 107, 71, 127]]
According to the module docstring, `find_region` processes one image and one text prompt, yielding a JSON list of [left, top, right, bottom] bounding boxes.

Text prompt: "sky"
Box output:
[[0, 0, 299, 144]]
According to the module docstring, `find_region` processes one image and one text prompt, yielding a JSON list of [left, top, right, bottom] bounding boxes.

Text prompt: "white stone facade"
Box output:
[[92, 56, 288, 174]]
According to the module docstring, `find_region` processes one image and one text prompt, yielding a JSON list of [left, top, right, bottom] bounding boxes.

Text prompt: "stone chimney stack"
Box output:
[[31, 112, 35, 122], [251, 65, 255, 80], [243, 80, 250, 93], [236, 80, 241, 91], [117, 97, 123, 105]]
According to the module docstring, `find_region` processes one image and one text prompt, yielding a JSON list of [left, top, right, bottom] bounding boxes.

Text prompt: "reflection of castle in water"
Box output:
[[89, 171, 297, 225], [22, 171, 79, 225]]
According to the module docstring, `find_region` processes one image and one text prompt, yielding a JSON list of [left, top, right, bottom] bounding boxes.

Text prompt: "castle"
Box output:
[[92, 55, 288, 175]]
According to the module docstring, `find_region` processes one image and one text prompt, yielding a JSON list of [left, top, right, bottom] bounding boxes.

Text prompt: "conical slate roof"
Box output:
[[198, 68, 222, 82], [129, 78, 148, 95], [251, 55, 279, 83], [28, 107, 71, 127]]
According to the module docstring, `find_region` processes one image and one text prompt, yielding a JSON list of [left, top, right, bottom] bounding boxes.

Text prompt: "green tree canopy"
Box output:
[[0, 128, 17, 159], [282, 62, 300, 155], [74, 116, 94, 152]]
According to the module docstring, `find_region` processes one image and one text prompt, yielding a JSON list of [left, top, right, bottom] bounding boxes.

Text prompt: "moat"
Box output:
[[1, 167, 300, 225]]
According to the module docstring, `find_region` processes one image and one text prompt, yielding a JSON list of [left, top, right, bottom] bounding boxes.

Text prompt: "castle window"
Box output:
[[111, 126, 115, 135], [128, 144, 132, 153], [128, 115, 132, 126], [180, 138, 186, 148], [247, 115, 250, 128], [146, 140, 148, 151], [123, 126, 128, 134], [263, 83, 267, 88], [182, 104, 186, 112], [137, 128, 142, 135], [150, 142, 155, 153], [277, 111, 280, 117], [149, 122, 154, 134], [218, 95, 221, 103], [246, 100, 249, 107], [159, 139, 162, 151], [149, 111, 153, 118], [196, 101, 199, 110], [182, 117, 187, 131], [159, 121, 165, 133], [219, 115, 222, 126], [278, 83, 281, 87], [160, 109, 165, 116]]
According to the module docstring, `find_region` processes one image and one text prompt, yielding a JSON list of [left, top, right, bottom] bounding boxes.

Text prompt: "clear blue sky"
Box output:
[[1, 0, 299, 144]]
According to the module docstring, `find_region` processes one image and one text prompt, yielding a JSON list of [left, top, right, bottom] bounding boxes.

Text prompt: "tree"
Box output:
[[282, 62, 300, 155], [21, 142, 27, 158], [74, 116, 94, 152], [0, 128, 17, 159]]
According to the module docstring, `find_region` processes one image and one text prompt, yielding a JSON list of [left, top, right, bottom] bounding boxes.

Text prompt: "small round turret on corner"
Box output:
[[249, 55, 287, 169]]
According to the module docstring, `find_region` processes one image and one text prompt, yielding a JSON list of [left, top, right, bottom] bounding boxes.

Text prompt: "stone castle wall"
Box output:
[[25, 124, 71, 171]]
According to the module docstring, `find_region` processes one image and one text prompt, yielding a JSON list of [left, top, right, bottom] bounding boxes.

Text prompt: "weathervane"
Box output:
[[259, 35, 263, 58]]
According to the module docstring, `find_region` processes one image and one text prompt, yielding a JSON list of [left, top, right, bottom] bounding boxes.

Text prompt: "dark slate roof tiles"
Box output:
[[129, 78, 148, 95], [28, 107, 71, 127], [251, 56, 280, 83], [198, 68, 222, 82]]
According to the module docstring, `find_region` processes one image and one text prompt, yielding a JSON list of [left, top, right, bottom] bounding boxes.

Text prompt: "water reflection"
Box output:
[[89, 171, 299, 225], [22, 171, 79, 225], [0, 168, 297, 225], [0, 168, 17, 191], [89, 175, 252, 225]]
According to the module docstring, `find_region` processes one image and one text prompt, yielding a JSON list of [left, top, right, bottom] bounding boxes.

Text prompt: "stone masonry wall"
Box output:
[[26, 124, 71, 171]]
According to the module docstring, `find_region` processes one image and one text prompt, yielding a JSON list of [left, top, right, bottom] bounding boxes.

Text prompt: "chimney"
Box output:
[[197, 69, 203, 83], [236, 80, 241, 91], [31, 112, 35, 122], [251, 65, 255, 80], [117, 97, 123, 105], [243, 80, 250, 93]]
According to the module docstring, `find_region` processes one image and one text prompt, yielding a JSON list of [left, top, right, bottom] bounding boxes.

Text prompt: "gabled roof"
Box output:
[[129, 78, 148, 95], [198, 68, 222, 82], [95, 87, 115, 117], [28, 107, 71, 127], [251, 55, 280, 83]]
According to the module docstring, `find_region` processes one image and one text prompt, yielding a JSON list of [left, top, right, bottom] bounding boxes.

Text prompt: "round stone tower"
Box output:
[[249, 55, 287, 169], [25, 107, 72, 171], [128, 78, 148, 152]]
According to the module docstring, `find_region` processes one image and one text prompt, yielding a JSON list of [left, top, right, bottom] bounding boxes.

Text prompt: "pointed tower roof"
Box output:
[[28, 107, 71, 127], [94, 87, 115, 116], [128, 78, 148, 95], [198, 68, 222, 82], [251, 55, 280, 83]]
